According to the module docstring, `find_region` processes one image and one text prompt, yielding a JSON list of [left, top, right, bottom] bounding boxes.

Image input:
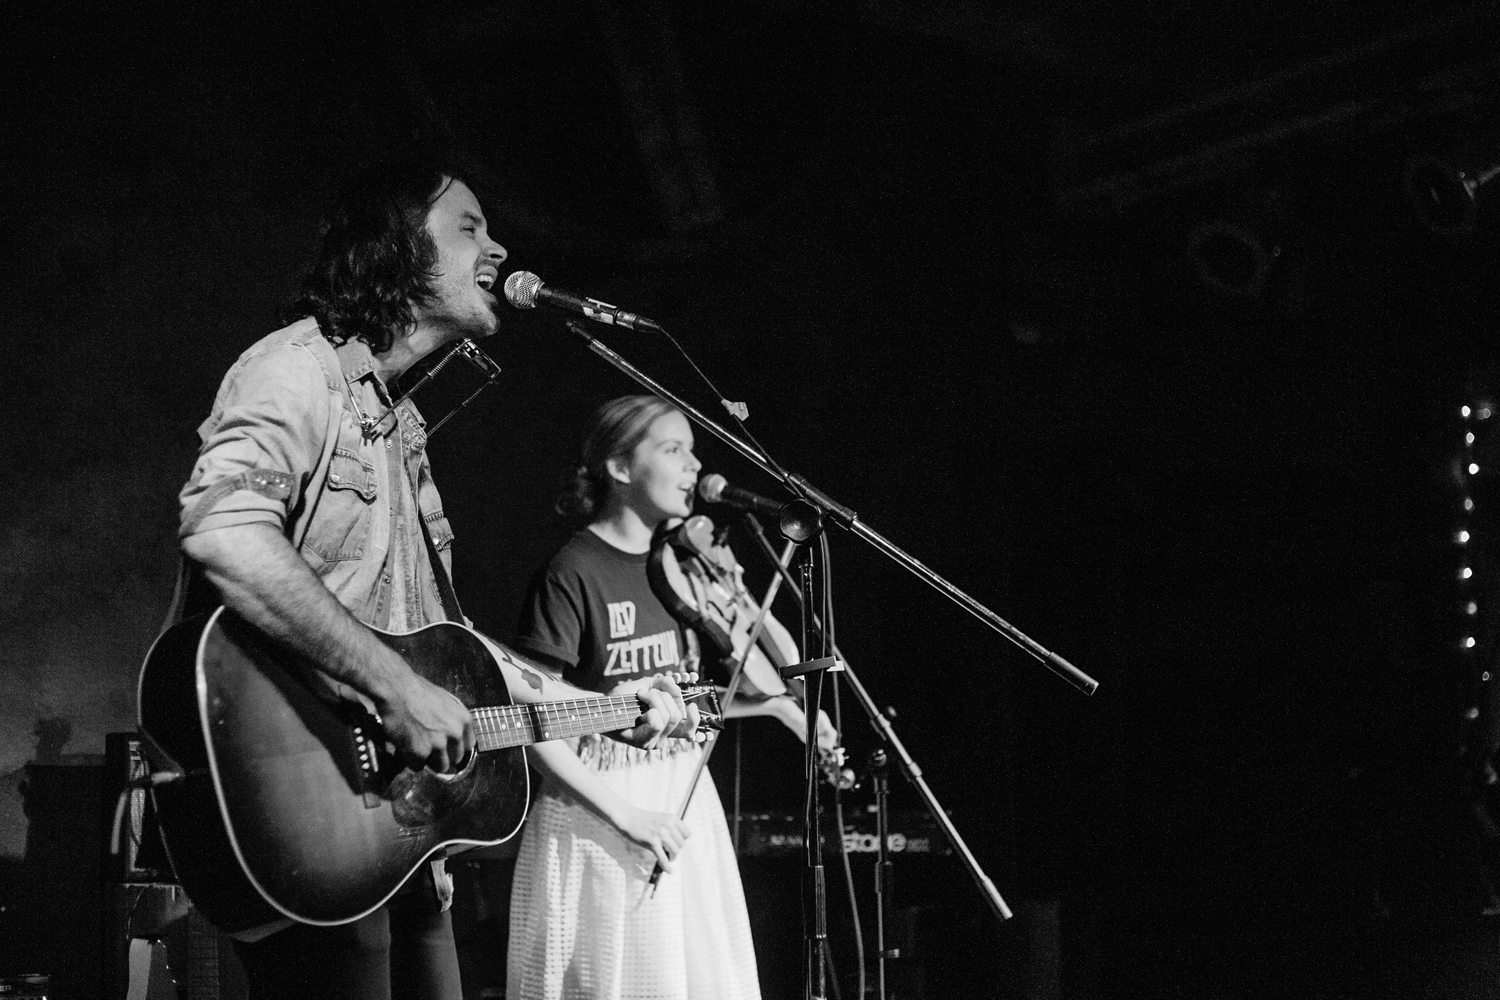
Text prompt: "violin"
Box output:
[[647, 515, 796, 699], [648, 515, 853, 789]]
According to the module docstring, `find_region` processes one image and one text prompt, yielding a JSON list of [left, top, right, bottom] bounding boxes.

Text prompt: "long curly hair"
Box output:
[[557, 395, 682, 524], [286, 159, 469, 354]]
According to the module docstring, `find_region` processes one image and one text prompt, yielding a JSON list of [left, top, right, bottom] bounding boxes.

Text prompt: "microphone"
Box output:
[[698, 474, 787, 515], [702, 474, 825, 542], [503, 271, 663, 333]]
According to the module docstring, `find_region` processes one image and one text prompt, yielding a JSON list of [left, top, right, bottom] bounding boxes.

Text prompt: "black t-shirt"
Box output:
[[515, 528, 695, 694]]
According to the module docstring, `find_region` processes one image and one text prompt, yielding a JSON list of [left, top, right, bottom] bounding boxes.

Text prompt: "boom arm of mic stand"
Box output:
[[565, 320, 1098, 696], [738, 514, 1014, 923]]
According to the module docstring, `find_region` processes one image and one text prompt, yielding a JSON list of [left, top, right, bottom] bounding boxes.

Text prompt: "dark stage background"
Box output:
[[6, 2, 1500, 997]]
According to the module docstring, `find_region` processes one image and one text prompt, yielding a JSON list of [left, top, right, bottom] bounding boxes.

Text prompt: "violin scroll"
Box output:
[[821, 745, 857, 790]]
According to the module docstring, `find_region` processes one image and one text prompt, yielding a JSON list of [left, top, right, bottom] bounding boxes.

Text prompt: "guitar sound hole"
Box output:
[[432, 747, 475, 782]]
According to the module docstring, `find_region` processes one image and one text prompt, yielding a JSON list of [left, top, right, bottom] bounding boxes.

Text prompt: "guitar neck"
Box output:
[[472, 695, 643, 751]]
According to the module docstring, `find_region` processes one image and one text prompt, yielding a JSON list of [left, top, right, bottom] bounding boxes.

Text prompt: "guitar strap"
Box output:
[[419, 512, 461, 912], [355, 364, 464, 626], [420, 513, 465, 624], [429, 858, 455, 914]]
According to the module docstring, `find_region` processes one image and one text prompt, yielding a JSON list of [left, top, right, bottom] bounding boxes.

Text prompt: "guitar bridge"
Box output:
[[351, 724, 384, 809]]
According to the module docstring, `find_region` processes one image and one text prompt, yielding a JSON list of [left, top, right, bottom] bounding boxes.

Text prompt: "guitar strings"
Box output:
[[468, 696, 641, 748]]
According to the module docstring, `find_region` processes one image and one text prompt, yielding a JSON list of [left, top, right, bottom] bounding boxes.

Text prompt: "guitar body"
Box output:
[[137, 608, 529, 932]]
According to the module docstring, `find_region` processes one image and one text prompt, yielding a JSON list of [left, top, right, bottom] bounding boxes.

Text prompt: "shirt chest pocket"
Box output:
[[303, 447, 378, 563]]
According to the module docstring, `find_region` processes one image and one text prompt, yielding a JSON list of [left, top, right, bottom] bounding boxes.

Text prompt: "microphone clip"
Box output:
[[777, 498, 824, 544]]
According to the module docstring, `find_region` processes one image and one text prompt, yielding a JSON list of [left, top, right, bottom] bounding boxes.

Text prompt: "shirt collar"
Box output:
[[334, 337, 428, 433], [335, 336, 379, 384]]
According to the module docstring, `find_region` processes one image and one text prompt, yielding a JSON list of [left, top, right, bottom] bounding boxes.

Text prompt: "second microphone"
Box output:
[[698, 474, 789, 515]]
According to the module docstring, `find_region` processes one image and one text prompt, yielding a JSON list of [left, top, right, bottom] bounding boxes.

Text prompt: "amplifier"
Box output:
[[731, 810, 953, 859], [105, 884, 248, 1000], [103, 733, 173, 883]]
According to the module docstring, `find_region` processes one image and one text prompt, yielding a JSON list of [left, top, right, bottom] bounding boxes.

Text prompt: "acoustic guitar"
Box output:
[[136, 606, 718, 932]]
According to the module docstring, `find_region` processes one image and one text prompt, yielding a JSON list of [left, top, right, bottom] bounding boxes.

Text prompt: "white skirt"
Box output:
[[506, 740, 762, 1000]]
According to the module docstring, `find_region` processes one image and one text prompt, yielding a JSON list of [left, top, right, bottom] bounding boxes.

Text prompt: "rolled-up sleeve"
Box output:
[[179, 342, 331, 540]]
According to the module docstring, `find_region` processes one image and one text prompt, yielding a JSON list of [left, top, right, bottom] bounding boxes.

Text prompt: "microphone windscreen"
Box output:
[[504, 271, 542, 309], [698, 474, 728, 503]]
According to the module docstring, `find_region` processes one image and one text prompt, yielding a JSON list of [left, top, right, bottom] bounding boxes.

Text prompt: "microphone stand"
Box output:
[[561, 321, 1097, 698], [559, 318, 1096, 957], [870, 748, 894, 1000], [737, 509, 1012, 985], [788, 538, 834, 1000]]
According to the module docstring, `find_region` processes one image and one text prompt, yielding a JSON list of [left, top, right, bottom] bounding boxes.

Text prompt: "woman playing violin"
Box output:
[[506, 395, 835, 1000]]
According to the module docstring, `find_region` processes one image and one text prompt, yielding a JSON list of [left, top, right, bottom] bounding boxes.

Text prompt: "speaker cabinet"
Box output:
[[104, 884, 248, 1000]]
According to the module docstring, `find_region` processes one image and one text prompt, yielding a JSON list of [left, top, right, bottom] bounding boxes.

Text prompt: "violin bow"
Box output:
[[648, 540, 796, 894]]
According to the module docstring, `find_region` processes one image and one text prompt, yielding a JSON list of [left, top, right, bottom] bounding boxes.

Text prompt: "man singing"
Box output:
[[170, 158, 697, 1000]]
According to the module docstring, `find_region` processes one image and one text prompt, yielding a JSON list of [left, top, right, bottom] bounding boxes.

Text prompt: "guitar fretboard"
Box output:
[[473, 695, 643, 750]]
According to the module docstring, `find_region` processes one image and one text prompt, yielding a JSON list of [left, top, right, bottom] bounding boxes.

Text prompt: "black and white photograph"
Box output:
[[4, 3, 1500, 997]]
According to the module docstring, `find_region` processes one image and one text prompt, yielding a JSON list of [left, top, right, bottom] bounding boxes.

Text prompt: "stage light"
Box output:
[[1468, 432, 1477, 445], [1404, 153, 1500, 238], [1186, 220, 1277, 299], [1463, 567, 1474, 579], [1459, 530, 1471, 543], [1466, 497, 1475, 511], [1464, 406, 1473, 418], [1471, 463, 1481, 475], [1467, 637, 1478, 648], [1468, 602, 1479, 615]]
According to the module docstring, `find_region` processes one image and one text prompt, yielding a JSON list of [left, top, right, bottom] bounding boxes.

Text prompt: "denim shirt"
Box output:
[[178, 317, 458, 631]]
